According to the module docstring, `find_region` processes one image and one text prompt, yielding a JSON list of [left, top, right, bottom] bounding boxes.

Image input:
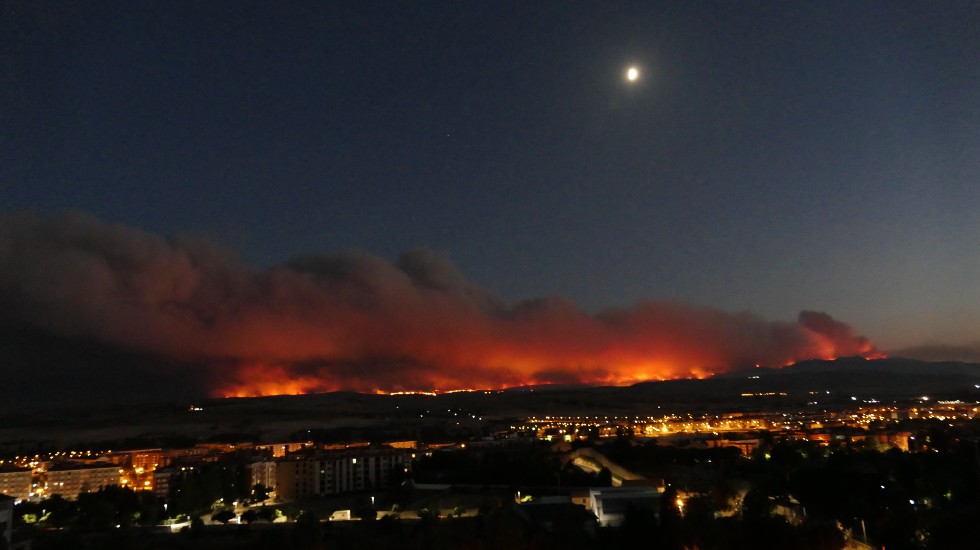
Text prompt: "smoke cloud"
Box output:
[[0, 212, 878, 399]]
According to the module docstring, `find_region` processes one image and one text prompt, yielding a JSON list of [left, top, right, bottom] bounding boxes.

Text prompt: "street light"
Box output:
[[855, 517, 868, 544]]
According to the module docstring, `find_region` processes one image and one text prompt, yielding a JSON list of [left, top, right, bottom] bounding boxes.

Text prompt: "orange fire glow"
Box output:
[[2, 213, 884, 401], [215, 334, 880, 398], [220, 364, 341, 398]]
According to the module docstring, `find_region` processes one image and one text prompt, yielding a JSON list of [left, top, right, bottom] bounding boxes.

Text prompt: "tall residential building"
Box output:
[[152, 466, 179, 499], [256, 442, 313, 458], [246, 461, 277, 493], [46, 464, 121, 500], [113, 449, 165, 472], [276, 448, 409, 501], [0, 467, 31, 503]]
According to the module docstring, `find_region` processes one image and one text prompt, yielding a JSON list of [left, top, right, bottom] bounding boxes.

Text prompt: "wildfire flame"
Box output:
[[0, 212, 883, 400]]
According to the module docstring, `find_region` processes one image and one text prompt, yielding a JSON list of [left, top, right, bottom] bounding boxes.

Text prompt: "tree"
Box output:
[[12, 501, 42, 526], [375, 513, 400, 535], [171, 463, 245, 516], [251, 483, 270, 503], [659, 486, 682, 548], [742, 488, 772, 521], [186, 516, 204, 539], [353, 505, 377, 521], [596, 467, 613, 487], [621, 501, 659, 546], [75, 486, 141, 531], [211, 509, 236, 524], [136, 490, 163, 526], [293, 511, 322, 549], [40, 494, 77, 528]]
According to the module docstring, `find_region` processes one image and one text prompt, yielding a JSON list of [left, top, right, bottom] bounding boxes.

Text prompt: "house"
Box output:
[[588, 487, 662, 527]]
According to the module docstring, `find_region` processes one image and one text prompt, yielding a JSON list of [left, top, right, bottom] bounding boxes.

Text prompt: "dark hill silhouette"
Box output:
[[626, 357, 980, 406]]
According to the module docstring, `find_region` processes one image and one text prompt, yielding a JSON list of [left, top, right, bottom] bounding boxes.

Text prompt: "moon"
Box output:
[[626, 67, 639, 82]]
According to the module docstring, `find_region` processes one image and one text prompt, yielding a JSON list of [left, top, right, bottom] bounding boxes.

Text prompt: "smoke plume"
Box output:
[[0, 212, 878, 399]]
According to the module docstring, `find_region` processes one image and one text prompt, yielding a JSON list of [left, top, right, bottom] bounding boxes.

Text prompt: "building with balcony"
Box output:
[[152, 466, 179, 499], [246, 461, 277, 493], [256, 442, 313, 458], [0, 466, 31, 503], [276, 447, 409, 500], [45, 464, 121, 500]]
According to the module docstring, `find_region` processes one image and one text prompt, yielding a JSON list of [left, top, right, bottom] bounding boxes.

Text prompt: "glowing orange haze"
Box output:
[[222, 338, 885, 397], [1, 213, 882, 399]]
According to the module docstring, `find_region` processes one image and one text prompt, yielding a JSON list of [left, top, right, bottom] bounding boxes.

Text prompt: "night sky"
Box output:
[[2, 2, 980, 401]]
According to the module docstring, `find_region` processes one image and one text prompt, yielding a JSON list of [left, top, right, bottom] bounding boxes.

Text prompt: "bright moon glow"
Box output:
[[626, 67, 639, 81]]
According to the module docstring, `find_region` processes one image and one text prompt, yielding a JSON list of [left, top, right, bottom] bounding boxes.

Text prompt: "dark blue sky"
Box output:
[[3, 1, 979, 351]]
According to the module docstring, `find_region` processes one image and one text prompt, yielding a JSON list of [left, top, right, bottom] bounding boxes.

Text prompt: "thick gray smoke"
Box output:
[[0, 212, 878, 398]]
